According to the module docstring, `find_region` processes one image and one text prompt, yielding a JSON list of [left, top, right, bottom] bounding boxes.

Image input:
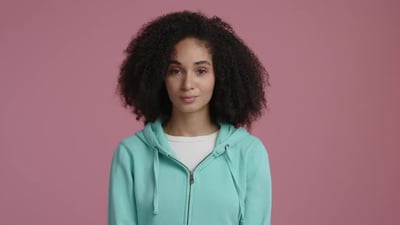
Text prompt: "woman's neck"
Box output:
[[163, 113, 219, 137]]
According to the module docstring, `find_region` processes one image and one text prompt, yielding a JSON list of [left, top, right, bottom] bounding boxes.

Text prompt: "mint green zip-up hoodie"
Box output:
[[108, 118, 272, 225]]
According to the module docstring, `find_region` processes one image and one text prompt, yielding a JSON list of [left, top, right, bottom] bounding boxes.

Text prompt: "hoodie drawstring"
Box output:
[[153, 147, 159, 215], [223, 144, 245, 224]]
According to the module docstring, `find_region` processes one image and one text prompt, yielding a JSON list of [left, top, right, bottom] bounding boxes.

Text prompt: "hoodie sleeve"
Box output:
[[108, 143, 138, 225], [244, 139, 272, 225]]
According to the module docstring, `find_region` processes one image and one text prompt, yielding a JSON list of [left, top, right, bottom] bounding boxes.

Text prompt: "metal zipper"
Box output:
[[158, 153, 192, 225], [187, 171, 193, 225], [159, 149, 216, 225], [185, 151, 214, 225]]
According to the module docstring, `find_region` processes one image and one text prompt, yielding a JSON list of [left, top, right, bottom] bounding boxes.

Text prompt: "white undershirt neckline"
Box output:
[[165, 131, 219, 171]]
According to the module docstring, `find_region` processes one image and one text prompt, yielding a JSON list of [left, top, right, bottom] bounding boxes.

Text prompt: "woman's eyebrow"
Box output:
[[168, 60, 181, 65], [194, 60, 211, 65], [168, 60, 211, 65]]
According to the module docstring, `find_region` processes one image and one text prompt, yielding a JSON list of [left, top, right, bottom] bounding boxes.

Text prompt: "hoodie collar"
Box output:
[[142, 118, 248, 156]]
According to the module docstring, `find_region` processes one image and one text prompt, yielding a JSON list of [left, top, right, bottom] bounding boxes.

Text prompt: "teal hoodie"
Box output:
[[108, 119, 272, 225]]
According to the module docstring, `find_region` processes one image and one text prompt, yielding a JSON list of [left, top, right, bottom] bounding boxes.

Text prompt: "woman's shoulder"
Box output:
[[223, 125, 264, 147], [219, 124, 267, 156], [115, 127, 149, 152]]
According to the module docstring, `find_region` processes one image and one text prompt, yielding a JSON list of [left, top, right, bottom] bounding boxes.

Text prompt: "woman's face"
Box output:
[[165, 38, 215, 118]]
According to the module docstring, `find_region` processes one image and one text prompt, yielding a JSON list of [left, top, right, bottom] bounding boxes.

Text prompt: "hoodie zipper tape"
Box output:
[[163, 151, 216, 225]]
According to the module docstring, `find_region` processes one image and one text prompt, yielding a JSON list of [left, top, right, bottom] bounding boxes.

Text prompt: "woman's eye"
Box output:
[[168, 68, 181, 75], [196, 69, 207, 75]]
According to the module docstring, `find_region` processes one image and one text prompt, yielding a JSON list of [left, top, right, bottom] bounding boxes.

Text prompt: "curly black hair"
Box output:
[[117, 10, 269, 128]]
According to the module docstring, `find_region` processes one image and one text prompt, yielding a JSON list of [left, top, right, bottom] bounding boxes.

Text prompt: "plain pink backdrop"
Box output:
[[1, 0, 399, 224]]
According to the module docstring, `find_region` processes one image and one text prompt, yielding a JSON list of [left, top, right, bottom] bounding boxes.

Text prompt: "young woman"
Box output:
[[108, 11, 272, 225]]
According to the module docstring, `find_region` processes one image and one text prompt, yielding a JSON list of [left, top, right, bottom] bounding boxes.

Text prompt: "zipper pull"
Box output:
[[190, 171, 194, 185]]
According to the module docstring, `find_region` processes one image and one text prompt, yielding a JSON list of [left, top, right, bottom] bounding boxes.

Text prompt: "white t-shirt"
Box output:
[[165, 131, 219, 171]]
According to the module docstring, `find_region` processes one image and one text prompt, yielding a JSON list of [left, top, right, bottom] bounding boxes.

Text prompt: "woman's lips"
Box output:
[[180, 96, 197, 104]]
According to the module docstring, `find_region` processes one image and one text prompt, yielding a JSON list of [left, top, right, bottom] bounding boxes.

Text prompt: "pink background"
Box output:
[[1, 0, 399, 224]]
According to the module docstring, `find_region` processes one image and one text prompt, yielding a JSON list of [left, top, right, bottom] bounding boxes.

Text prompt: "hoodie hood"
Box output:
[[136, 118, 249, 222]]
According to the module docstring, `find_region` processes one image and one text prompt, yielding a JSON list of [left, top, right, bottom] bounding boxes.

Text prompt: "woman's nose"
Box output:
[[181, 73, 195, 90]]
